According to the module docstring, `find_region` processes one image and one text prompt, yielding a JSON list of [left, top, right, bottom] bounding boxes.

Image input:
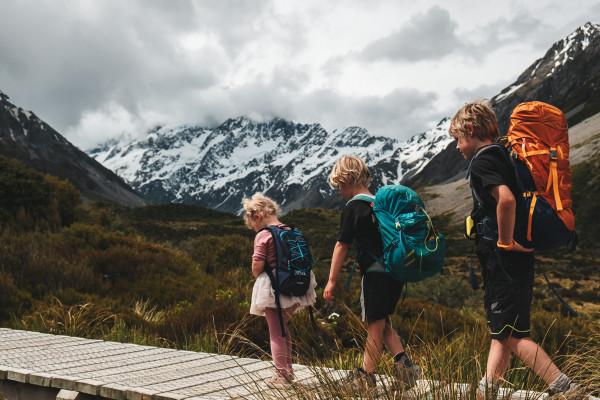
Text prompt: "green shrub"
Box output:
[[190, 234, 254, 274], [0, 156, 80, 231]]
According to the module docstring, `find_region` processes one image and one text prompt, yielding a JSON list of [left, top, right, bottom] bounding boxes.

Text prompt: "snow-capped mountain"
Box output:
[[491, 21, 600, 134], [88, 118, 452, 214]]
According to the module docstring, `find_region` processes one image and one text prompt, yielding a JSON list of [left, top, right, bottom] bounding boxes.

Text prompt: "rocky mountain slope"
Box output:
[[0, 92, 146, 206], [492, 22, 600, 134]]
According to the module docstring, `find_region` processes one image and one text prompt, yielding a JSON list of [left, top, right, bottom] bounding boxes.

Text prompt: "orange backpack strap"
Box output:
[[524, 191, 538, 241]]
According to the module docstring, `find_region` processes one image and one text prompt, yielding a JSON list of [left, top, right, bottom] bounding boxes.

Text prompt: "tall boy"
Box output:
[[323, 155, 420, 394], [449, 101, 587, 400]]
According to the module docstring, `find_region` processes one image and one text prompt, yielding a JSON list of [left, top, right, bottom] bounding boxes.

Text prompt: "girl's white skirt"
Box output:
[[250, 271, 317, 316]]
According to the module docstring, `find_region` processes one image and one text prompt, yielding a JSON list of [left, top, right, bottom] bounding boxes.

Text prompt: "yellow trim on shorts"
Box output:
[[487, 321, 531, 335]]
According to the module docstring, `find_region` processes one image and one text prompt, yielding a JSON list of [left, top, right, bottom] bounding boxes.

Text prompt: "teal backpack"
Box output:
[[349, 185, 446, 282]]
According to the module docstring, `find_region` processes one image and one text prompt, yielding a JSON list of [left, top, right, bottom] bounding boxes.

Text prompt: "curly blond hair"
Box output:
[[329, 155, 371, 188], [449, 100, 499, 141], [241, 193, 281, 229]]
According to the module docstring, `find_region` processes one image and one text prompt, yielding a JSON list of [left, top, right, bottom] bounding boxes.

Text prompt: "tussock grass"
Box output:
[[9, 294, 600, 399]]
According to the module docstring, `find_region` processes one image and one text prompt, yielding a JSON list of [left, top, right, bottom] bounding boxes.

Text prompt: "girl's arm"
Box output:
[[252, 259, 265, 279], [323, 241, 349, 301]]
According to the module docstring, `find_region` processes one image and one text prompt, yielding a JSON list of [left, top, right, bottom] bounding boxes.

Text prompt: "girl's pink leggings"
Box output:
[[264, 304, 298, 378]]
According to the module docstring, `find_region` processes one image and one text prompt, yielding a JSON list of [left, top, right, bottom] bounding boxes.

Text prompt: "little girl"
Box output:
[[243, 193, 317, 388]]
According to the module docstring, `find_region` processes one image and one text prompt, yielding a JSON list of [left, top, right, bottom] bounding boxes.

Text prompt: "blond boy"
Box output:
[[449, 100, 588, 400], [324, 155, 420, 394]]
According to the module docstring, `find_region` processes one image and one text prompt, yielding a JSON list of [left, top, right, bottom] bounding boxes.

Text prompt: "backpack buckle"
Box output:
[[549, 149, 558, 161]]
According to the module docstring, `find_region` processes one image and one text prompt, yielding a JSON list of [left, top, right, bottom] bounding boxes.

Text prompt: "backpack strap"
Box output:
[[538, 264, 578, 317], [346, 194, 375, 205]]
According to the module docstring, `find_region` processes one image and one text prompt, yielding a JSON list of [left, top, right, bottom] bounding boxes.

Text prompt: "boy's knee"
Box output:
[[366, 318, 387, 333]]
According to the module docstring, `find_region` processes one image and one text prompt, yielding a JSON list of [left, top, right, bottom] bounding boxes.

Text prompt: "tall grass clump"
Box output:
[[190, 306, 600, 400], [15, 298, 116, 338]]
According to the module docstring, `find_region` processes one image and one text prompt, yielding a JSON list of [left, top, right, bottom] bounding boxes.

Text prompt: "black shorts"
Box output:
[[478, 249, 534, 340], [360, 271, 404, 322]]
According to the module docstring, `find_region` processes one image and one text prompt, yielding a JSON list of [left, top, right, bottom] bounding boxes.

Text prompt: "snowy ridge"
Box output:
[[87, 117, 452, 214], [548, 22, 600, 75], [493, 21, 599, 103], [393, 118, 452, 181]]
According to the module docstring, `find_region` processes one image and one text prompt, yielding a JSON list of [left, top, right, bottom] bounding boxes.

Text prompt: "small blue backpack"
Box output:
[[349, 185, 446, 282], [260, 224, 314, 336]]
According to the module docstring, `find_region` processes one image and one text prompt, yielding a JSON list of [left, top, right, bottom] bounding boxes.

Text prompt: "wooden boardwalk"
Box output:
[[0, 328, 595, 400], [0, 328, 323, 399]]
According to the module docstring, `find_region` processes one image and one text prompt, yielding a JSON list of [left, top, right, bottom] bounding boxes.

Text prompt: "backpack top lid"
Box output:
[[508, 101, 568, 148], [374, 185, 425, 214]]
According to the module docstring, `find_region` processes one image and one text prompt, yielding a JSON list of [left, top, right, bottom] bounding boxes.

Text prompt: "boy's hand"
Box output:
[[323, 281, 336, 301], [325, 241, 349, 301]]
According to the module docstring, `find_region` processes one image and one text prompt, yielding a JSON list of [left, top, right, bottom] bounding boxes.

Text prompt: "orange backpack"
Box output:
[[504, 101, 575, 249]]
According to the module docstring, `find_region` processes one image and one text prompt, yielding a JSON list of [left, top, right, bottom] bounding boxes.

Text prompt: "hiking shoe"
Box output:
[[265, 374, 294, 390], [392, 354, 421, 389], [549, 382, 591, 400], [338, 368, 377, 395]]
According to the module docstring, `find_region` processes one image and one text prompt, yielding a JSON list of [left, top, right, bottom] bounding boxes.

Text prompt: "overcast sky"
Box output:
[[1, 1, 598, 149]]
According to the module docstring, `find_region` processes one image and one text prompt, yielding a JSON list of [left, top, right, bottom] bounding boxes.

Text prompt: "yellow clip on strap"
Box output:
[[465, 216, 476, 239], [527, 192, 538, 241]]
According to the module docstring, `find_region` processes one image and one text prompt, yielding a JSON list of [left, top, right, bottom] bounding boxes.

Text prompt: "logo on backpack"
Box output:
[[350, 185, 446, 282], [467, 101, 576, 250]]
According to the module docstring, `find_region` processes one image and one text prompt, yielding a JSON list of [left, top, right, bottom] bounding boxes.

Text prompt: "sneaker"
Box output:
[[393, 354, 421, 389], [265, 374, 294, 390], [338, 368, 377, 395], [549, 382, 590, 400]]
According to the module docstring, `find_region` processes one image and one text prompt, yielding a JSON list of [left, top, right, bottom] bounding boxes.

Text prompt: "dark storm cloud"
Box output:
[[297, 88, 440, 139], [0, 0, 272, 143], [359, 6, 459, 62], [198, 78, 441, 140]]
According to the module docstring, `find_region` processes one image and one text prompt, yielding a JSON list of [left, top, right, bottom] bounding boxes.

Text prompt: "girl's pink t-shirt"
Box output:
[[252, 225, 284, 268]]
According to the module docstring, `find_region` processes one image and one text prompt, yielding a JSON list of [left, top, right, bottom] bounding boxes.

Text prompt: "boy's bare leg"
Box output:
[[383, 321, 404, 355], [486, 339, 513, 381], [506, 337, 562, 384], [363, 319, 386, 373]]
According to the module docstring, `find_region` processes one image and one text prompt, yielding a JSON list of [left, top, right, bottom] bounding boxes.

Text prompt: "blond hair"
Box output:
[[449, 100, 500, 141], [329, 155, 371, 188], [241, 193, 281, 229]]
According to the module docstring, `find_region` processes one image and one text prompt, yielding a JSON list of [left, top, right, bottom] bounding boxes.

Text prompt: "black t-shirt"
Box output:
[[469, 145, 521, 221], [337, 199, 384, 274]]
